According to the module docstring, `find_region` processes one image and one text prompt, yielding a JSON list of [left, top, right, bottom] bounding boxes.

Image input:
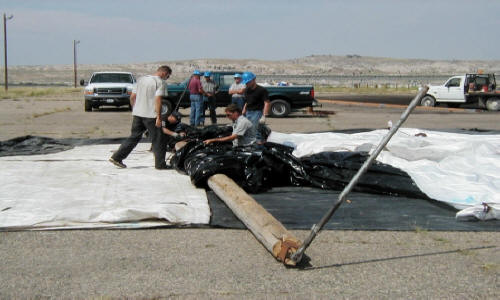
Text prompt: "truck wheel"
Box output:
[[486, 98, 500, 111], [270, 99, 291, 117], [84, 100, 92, 112], [161, 100, 173, 116], [420, 95, 436, 107]]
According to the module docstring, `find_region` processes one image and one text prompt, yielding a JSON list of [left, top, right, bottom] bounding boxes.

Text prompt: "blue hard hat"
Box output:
[[193, 70, 201, 75], [234, 73, 242, 78], [204, 71, 212, 77], [241, 72, 256, 84]]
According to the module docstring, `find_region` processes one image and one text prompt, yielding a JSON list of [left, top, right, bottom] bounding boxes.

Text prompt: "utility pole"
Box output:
[[3, 13, 13, 91], [73, 40, 80, 88]]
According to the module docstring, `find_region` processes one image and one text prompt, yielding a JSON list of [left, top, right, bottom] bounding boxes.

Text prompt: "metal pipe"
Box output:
[[290, 86, 429, 264]]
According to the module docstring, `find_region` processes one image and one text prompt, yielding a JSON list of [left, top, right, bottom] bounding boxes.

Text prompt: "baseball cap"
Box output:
[[170, 111, 182, 121]]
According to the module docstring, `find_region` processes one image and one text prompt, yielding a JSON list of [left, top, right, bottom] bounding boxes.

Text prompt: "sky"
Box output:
[[1, 0, 500, 66]]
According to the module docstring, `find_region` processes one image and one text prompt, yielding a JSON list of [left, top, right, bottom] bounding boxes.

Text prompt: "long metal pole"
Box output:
[[3, 13, 8, 91], [290, 86, 429, 264]]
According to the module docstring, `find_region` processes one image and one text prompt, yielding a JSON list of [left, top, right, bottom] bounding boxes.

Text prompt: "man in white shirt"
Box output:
[[229, 73, 246, 110], [110, 65, 172, 169]]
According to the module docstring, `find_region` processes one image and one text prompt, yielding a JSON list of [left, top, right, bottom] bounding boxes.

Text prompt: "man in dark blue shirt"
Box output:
[[161, 111, 186, 140]]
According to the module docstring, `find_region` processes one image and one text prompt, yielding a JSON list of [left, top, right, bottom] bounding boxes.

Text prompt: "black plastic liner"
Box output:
[[0, 135, 75, 156], [0, 135, 125, 157], [171, 139, 427, 198], [302, 151, 427, 199], [208, 187, 499, 231]]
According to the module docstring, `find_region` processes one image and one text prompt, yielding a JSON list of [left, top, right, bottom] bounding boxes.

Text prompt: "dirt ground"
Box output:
[[0, 92, 499, 299], [0, 92, 499, 140]]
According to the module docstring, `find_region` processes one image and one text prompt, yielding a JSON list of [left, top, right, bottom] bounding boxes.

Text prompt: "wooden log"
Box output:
[[207, 174, 302, 266]]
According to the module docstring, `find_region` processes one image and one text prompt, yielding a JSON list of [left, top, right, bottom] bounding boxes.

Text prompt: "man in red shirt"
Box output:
[[188, 70, 205, 127]]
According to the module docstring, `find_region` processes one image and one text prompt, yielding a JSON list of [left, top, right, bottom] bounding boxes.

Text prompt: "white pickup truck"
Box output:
[[81, 71, 136, 111], [420, 73, 499, 111]]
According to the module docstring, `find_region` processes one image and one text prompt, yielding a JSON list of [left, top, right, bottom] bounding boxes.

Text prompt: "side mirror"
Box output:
[[80, 79, 86, 86]]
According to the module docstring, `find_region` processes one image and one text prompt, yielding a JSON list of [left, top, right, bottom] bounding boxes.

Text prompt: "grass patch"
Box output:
[[87, 126, 100, 135], [413, 226, 428, 234], [315, 85, 418, 94], [431, 236, 450, 244], [457, 249, 474, 256], [31, 107, 72, 118], [0, 87, 81, 99], [480, 263, 498, 272]]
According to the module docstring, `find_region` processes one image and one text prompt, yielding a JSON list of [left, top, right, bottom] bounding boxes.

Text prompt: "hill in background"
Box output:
[[4, 55, 500, 86]]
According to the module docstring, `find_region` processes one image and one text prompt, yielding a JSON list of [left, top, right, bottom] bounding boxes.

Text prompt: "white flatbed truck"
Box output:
[[420, 73, 499, 111]]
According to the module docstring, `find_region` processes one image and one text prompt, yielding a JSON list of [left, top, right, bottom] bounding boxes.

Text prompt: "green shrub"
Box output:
[[0, 87, 81, 99]]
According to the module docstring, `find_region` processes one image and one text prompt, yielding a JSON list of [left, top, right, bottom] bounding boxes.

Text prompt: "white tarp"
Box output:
[[0, 143, 210, 230], [268, 129, 500, 221]]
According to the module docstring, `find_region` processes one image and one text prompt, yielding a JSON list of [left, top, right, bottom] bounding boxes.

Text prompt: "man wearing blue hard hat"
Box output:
[[188, 70, 205, 127], [241, 71, 270, 144], [229, 73, 246, 110], [201, 71, 217, 125]]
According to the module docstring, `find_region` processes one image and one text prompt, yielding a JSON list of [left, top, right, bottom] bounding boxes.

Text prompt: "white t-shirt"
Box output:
[[229, 82, 245, 98], [132, 75, 167, 118]]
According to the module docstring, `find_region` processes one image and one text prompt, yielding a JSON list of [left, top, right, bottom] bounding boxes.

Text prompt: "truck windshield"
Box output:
[[91, 74, 134, 84]]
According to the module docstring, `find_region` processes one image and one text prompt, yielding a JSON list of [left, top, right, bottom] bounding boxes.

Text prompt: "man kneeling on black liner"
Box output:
[[203, 104, 256, 147], [161, 111, 187, 149]]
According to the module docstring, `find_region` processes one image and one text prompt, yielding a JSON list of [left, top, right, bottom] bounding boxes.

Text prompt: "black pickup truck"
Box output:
[[162, 71, 318, 117]]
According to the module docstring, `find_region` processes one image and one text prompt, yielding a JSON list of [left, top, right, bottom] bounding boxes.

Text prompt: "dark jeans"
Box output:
[[111, 115, 167, 168], [202, 96, 217, 124]]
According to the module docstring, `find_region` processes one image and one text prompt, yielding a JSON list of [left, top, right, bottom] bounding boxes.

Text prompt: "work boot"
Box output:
[[155, 163, 171, 170], [109, 157, 126, 168]]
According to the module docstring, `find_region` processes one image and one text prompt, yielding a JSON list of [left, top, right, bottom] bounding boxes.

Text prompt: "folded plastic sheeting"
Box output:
[[171, 140, 425, 199], [0, 143, 210, 230], [268, 129, 500, 221]]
